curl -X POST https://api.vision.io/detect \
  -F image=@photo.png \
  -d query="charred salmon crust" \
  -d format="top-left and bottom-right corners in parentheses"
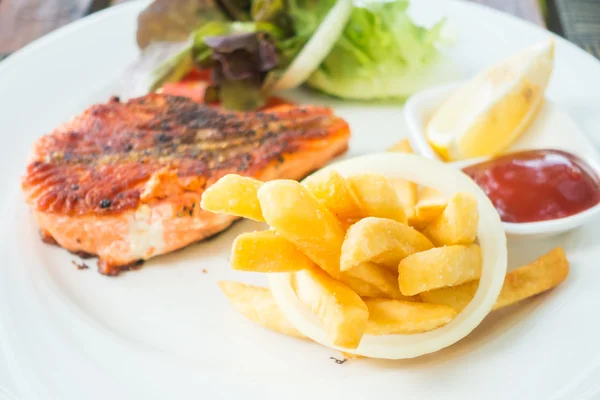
top-left (22, 94), bottom-right (350, 275)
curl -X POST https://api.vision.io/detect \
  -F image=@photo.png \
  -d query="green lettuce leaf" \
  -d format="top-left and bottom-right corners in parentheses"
top-left (306, 0), bottom-right (446, 100)
top-left (277, 0), bottom-right (336, 63)
top-left (251, 0), bottom-right (294, 36)
top-left (260, 0), bottom-right (336, 91)
top-left (148, 45), bottom-right (195, 92)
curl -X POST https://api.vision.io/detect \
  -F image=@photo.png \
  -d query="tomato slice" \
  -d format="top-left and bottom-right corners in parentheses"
top-left (263, 96), bottom-right (294, 109)
top-left (181, 68), bottom-right (212, 83)
top-left (161, 81), bottom-right (209, 103)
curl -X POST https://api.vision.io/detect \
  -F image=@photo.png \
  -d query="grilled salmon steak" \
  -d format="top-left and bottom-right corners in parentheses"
top-left (21, 94), bottom-right (350, 275)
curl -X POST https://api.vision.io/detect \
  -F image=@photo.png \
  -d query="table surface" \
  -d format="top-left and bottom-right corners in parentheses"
top-left (0, 0), bottom-right (544, 56)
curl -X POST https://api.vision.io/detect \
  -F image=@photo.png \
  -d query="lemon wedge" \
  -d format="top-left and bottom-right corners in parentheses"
top-left (426, 39), bottom-right (555, 161)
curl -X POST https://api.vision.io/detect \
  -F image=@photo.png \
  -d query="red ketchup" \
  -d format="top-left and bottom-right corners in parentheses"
top-left (462, 149), bottom-right (600, 223)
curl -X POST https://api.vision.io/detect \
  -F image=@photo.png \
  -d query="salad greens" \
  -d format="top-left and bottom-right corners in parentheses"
top-left (266, 0), bottom-right (352, 91)
top-left (307, 0), bottom-right (445, 99)
top-left (140, 0), bottom-right (336, 110)
top-left (136, 0), bottom-right (447, 110)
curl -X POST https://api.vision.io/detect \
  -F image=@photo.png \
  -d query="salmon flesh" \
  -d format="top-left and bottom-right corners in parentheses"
top-left (21, 94), bottom-right (350, 275)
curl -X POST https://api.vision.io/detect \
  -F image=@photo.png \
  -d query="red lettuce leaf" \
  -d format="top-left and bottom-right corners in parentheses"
top-left (203, 32), bottom-right (278, 110)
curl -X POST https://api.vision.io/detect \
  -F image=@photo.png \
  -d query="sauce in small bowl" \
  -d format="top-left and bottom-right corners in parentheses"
top-left (451, 150), bottom-right (600, 238)
top-left (405, 81), bottom-right (600, 238)
top-left (462, 150), bottom-right (600, 223)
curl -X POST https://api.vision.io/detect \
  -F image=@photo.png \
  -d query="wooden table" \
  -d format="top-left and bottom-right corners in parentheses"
top-left (0, 0), bottom-right (545, 58)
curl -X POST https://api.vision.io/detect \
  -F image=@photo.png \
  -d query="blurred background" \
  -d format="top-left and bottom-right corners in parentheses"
top-left (0, 0), bottom-right (599, 60)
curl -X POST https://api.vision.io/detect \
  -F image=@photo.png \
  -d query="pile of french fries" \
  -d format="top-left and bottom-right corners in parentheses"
top-left (202, 140), bottom-right (570, 355)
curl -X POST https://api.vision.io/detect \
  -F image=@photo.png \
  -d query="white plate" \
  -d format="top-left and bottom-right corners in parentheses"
top-left (2, 1), bottom-right (600, 399)
top-left (404, 81), bottom-right (600, 238)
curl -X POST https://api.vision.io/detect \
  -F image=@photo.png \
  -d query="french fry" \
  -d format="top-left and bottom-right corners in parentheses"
top-left (386, 139), bottom-right (418, 220)
top-left (419, 248), bottom-right (570, 311)
top-left (365, 298), bottom-right (457, 335)
top-left (387, 138), bottom-right (414, 153)
top-left (302, 170), bottom-right (364, 220)
top-left (201, 174), bottom-right (264, 221)
top-left (342, 261), bottom-right (412, 301)
top-left (338, 274), bottom-right (387, 298)
top-left (339, 218), bottom-right (362, 231)
top-left (257, 180), bottom-right (383, 297)
top-left (219, 281), bottom-right (306, 339)
top-left (412, 186), bottom-right (447, 229)
top-left (293, 268), bottom-right (368, 349)
top-left (339, 269), bottom-right (419, 301)
top-left (340, 217), bottom-right (433, 272)
top-left (231, 230), bottom-right (314, 273)
top-left (495, 247), bottom-right (569, 309)
top-left (347, 174), bottom-right (407, 224)
top-left (418, 282), bottom-right (478, 313)
top-left (424, 192), bottom-right (479, 246)
top-left (398, 244), bottom-right (483, 296)
top-left (389, 178), bottom-right (418, 222)
top-left (258, 180), bottom-right (346, 278)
